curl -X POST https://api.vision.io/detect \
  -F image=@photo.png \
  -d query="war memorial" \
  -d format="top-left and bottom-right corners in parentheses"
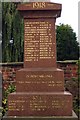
top-left (3, 0), bottom-right (78, 120)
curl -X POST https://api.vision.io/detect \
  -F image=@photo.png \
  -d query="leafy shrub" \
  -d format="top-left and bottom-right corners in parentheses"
top-left (2, 83), bottom-right (16, 116)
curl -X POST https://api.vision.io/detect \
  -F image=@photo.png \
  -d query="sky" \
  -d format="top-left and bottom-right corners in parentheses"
top-left (51, 0), bottom-right (79, 37)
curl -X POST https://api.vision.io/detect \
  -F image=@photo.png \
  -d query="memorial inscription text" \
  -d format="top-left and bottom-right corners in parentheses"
top-left (8, 96), bottom-right (69, 112)
top-left (17, 74), bottom-right (63, 87)
top-left (24, 19), bottom-right (55, 62)
top-left (33, 2), bottom-right (46, 8)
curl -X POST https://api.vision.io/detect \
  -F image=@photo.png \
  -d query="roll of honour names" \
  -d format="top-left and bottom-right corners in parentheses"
top-left (7, 2), bottom-right (73, 117)
top-left (24, 19), bottom-right (56, 68)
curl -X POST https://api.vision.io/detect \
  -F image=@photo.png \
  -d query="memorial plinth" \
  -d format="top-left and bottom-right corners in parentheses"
top-left (3, 1), bottom-right (78, 120)
top-left (16, 68), bottom-right (64, 92)
top-left (8, 92), bottom-right (72, 116)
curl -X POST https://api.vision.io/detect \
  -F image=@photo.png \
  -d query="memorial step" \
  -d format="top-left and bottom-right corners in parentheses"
top-left (8, 92), bottom-right (72, 116)
top-left (3, 111), bottom-right (78, 120)
top-left (16, 68), bottom-right (64, 92)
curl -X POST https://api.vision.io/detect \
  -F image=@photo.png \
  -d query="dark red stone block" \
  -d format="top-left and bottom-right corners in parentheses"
top-left (16, 68), bottom-right (64, 92)
top-left (8, 92), bottom-right (72, 116)
top-left (17, 2), bottom-right (62, 68)
top-left (23, 18), bottom-right (57, 68)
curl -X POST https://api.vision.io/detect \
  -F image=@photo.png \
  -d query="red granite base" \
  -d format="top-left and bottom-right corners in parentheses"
top-left (8, 92), bottom-right (72, 116)
top-left (3, 111), bottom-right (78, 120)
top-left (16, 68), bottom-right (64, 92)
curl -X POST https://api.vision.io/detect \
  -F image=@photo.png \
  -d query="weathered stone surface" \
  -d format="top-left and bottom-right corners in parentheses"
top-left (17, 2), bottom-right (62, 14)
top-left (16, 68), bottom-right (64, 92)
top-left (8, 92), bottom-right (72, 116)
top-left (17, 2), bottom-right (62, 68)
top-left (23, 18), bottom-right (56, 68)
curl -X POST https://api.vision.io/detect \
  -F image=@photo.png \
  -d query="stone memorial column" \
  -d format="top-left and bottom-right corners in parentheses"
top-left (3, 1), bottom-right (78, 120)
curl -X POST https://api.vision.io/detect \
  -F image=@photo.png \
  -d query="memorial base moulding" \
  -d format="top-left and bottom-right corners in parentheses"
top-left (3, 111), bottom-right (78, 120)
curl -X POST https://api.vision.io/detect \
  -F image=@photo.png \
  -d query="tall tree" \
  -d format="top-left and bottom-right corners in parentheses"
top-left (2, 2), bottom-right (24, 62)
top-left (56, 24), bottom-right (79, 61)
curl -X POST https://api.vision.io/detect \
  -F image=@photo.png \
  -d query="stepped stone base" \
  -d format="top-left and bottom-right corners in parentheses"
top-left (3, 111), bottom-right (78, 120)
top-left (8, 92), bottom-right (72, 116)
top-left (16, 68), bottom-right (64, 92)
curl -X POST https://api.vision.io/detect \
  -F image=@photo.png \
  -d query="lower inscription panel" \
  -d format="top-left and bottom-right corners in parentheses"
top-left (16, 68), bottom-right (64, 92)
top-left (8, 92), bottom-right (72, 116)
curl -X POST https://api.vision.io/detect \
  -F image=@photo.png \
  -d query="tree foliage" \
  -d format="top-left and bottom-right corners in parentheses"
top-left (56, 24), bottom-right (79, 61)
top-left (2, 3), bottom-right (79, 62)
top-left (2, 2), bottom-right (24, 62)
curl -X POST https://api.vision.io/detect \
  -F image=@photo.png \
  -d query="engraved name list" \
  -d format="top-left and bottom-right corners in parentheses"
top-left (24, 19), bottom-right (55, 62)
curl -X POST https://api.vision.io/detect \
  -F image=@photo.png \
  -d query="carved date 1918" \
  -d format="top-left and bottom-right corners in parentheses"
top-left (33, 2), bottom-right (46, 8)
